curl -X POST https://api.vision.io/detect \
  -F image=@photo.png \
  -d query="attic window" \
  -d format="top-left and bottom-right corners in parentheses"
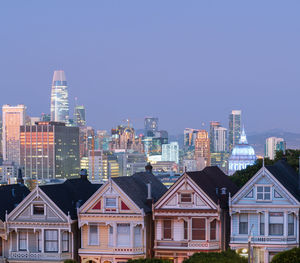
top-left (105, 198), bottom-right (116, 208)
top-left (33, 204), bottom-right (44, 215)
top-left (257, 186), bottom-right (271, 201)
top-left (180, 193), bottom-right (192, 203)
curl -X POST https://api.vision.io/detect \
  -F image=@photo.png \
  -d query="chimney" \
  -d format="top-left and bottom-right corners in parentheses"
top-left (145, 162), bottom-right (153, 173)
top-left (17, 168), bottom-right (24, 185)
top-left (80, 169), bottom-right (88, 180)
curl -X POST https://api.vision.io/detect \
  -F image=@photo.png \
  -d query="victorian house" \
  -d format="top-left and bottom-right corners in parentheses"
top-left (153, 166), bottom-right (238, 263)
top-left (5, 172), bottom-right (100, 263)
top-left (230, 160), bottom-right (300, 263)
top-left (0, 183), bottom-right (30, 263)
top-left (78, 167), bottom-right (167, 263)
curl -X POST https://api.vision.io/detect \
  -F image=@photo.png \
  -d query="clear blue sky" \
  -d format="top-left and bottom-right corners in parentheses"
top-left (0, 1), bottom-right (299, 134)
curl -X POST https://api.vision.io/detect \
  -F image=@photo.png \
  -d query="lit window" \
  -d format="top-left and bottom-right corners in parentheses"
top-left (105, 198), bottom-right (116, 208)
top-left (257, 186), bottom-right (271, 201)
top-left (180, 193), bottom-right (192, 203)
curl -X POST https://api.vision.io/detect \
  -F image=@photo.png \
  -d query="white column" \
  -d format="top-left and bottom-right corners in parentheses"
top-left (130, 224), bottom-right (134, 247)
top-left (16, 231), bottom-right (19, 251)
top-left (9, 232), bottom-right (12, 253)
top-left (284, 211), bottom-right (288, 237)
top-left (265, 211), bottom-right (268, 236)
top-left (58, 230), bottom-right (61, 253)
top-left (26, 230), bottom-right (29, 252)
top-left (205, 218), bottom-right (209, 241)
top-left (113, 223), bottom-right (117, 247)
top-left (41, 229), bottom-right (44, 253)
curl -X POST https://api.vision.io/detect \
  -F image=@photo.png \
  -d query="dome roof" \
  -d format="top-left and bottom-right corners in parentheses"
top-left (230, 127), bottom-right (256, 157)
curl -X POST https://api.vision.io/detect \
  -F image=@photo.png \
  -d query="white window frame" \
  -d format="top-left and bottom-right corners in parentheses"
top-left (31, 203), bottom-right (45, 216)
top-left (18, 231), bottom-right (27, 251)
top-left (105, 197), bottom-right (117, 208)
top-left (117, 223), bottom-right (130, 247)
top-left (88, 225), bottom-right (99, 246)
top-left (179, 193), bottom-right (193, 203)
top-left (256, 185), bottom-right (272, 201)
top-left (239, 214), bottom-right (248, 235)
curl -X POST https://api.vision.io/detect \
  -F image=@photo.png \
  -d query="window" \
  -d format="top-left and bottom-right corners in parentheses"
top-left (183, 221), bottom-right (188, 240)
top-left (180, 193), bottom-right (192, 203)
top-left (260, 213), bottom-right (265, 235)
top-left (163, 220), bottom-right (172, 239)
top-left (239, 214), bottom-right (248, 234)
top-left (257, 186), bottom-right (271, 201)
top-left (134, 225), bottom-right (142, 247)
top-left (37, 231), bottom-right (42, 252)
top-left (89, 225), bottom-right (99, 245)
top-left (109, 226), bottom-right (113, 247)
top-left (62, 231), bottom-right (69, 252)
top-left (33, 204), bottom-right (44, 215)
top-left (288, 214), bottom-right (294, 236)
top-left (117, 224), bottom-right (130, 247)
top-left (45, 230), bottom-right (58, 252)
top-left (19, 231), bottom-right (27, 251)
top-left (192, 218), bottom-right (205, 240)
top-left (106, 198), bottom-right (116, 208)
top-left (269, 212), bottom-right (283, 236)
top-left (210, 220), bottom-right (217, 240)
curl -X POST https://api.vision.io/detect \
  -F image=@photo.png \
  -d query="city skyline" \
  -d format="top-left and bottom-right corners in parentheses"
top-left (0, 1), bottom-right (299, 134)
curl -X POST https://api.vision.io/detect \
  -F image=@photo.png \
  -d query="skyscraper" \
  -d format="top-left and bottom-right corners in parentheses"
top-left (194, 130), bottom-right (210, 170)
top-left (50, 70), bottom-right (69, 122)
top-left (265, 137), bottom-right (286, 160)
top-left (74, 105), bottom-right (86, 127)
top-left (144, 117), bottom-right (158, 136)
top-left (20, 121), bottom-right (80, 180)
top-left (2, 104), bottom-right (26, 165)
top-left (229, 110), bottom-right (241, 152)
top-left (209, 121), bottom-right (221, 152)
top-left (162, 142), bottom-right (179, 164)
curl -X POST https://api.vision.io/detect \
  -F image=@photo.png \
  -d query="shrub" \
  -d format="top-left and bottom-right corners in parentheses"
top-left (128, 259), bottom-right (172, 263)
top-left (183, 250), bottom-right (247, 263)
top-left (64, 260), bottom-right (77, 263)
top-left (271, 247), bottom-right (300, 263)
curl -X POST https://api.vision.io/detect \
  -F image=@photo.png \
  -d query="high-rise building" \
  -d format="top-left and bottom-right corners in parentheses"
top-left (50, 70), bottom-right (69, 122)
top-left (144, 117), bottom-right (158, 136)
top-left (74, 105), bottom-right (86, 127)
top-left (228, 110), bottom-right (241, 152)
top-left (213, 127), bottom-right (228, 153)
top-left (265, 137), bottom-right (286, 160)
top-left (194, 130), bottom-right (210, 170)
top-left (209, 121), bottom-right (221, 152)
top-left (162, 142), bottom-right (179, 164)
top-left (20, 121), bottom-right (80, 180)
top-left (2, 104), bottom-right (26, 165)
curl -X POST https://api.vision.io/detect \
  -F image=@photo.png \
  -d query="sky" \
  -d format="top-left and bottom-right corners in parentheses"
top-left (0, 1), bottom-right (299, 134)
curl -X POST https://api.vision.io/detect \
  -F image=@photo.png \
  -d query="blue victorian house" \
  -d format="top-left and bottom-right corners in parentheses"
top-left (229, 160), bottom-right (300, 263)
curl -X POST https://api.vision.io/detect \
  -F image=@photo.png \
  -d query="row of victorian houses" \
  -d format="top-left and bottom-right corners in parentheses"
top-left (0, 160), bottom-right (299, 263)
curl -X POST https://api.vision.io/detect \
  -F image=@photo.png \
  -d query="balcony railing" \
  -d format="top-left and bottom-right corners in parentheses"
top-left (9, 251), bottom-right (72, 260)
top-left (230, 236), bottom-right (297, 244)
top-left (79, 247), bottom-right (145, 255)
top-left (155, 240), bottom-right (220, 250)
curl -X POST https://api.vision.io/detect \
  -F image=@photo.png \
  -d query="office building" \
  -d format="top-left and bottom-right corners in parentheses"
top-left (162, 142), bottom-right (179, 164)
top-left (74, 105), bottom-right (86, 127)
top-left (144, 117), bottom-right (158, 136)
top-left (213, 126), bottom-right (228, 153)
top-left (50, 70), bottom-right (69, 122)
top-left (229, 110), bottom-right (241, 151)
top-left (2, 104), bottom-right (26, 165)
top-left (265, 137), bottom-right (286, 160)
top-left (194, 130), bottom-right (210, 170)
top-left (209, 121), bottom-right (221, 152)
top-left (20, 121), bottom-right (80, 180)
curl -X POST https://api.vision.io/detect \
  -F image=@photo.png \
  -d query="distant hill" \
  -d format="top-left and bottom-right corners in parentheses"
top-left (247, 130), bottom-right (300, 156)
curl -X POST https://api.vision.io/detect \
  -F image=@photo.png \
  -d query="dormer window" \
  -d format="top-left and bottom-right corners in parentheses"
top-left (105, 198), bottom-right (116, 208)
top-left (257, 186), bottom-right (271, 201)
top-left (33, 204), bottom-right (44, 215)
top-left (180, 193), bottom-right (192, 203)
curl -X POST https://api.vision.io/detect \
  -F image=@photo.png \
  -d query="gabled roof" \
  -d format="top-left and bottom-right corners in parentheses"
top-left (0, 184), bottom-right (30, 221)
top-left (266, 160), bottom-right (300, 202)
top-left (113, 171), bottom-right (167, 213)
top-left (40, 178), bottom-right (101, 220)
top-left (187, 166), bottom-right (239, 204)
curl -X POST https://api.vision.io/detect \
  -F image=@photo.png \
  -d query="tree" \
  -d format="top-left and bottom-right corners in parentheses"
top-left (64, 260), bottom-right (77, 263)
top-left (271, 247), bottom-right (300, 263)
top-left (183, 250), bottom-right (247, 263)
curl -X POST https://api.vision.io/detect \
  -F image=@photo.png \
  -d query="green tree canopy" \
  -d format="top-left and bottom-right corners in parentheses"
top-left (183, 250), bottom-right (247, 263)
top-left (271, 247), bottom-right (300, 263)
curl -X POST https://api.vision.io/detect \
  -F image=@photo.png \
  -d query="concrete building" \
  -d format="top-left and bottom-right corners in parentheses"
top-left (2, 104), bottom-right (26, 165)
top-left (74, 105), bottom-right (86, 127)
top-left (20, 121), bottom-right (80, 180)
top-left (229, 110), bottom-right (241, 152)
top-left (194, 130), bottom-right (210, 170)
top-left (265, 137), bottom-right (286, 160)
top-left (162, 142), bottom-right (179, 164)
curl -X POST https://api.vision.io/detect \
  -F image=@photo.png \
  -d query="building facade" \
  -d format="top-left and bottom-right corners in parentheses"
top-left (144, 117), bottom-right (159, 137)
top-left (50, 70), bottom-right (69, 123)
top-left (2, 104), bottom-right (26, 165)
top-left (230, 160), bottom-right (300, 263)
top-left (265, 137), bottom-right (286, 160)
top-left (194, 130), bottom-right (210, 170)
top-left (74, 105), bottom-right (86, 127)
top-left (153, 167), bottom-right (238, 263)
top-left (162, 142), bottom-right (179, 164)
top-left (228, 110), bottom-right (241, 152)
top-left (20, 121), bottom-right (80, 180)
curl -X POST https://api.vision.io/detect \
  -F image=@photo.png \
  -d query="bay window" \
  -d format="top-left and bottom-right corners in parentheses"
top-left (89, 225), bottom-right (99, 245)
top-left (288, 214), bottom-right (294, 236)
top-left (108, 226), bottom-right (113, 247)
top-left (239, 214), bottom-right (248, 234)
top-left (183, 220), bottom-right (188, 240)
top-left (117, 223), bottom-right (130, 247)
top-left (269, 212), bottom-right (283, 236)
top-left (45, 230), bottom-right (58, 252)
top-left (210, 219), bottom-right (217, 240)
top-left (62, 231), bottom-right (69, 252)
top-left (192, 218), bottom-right (205, 240)
top-left (19, 231), bottom-right (27, 251)
top-left (163, 220), bottom-right (172, 239)
top-left (260, 213), bottom-right (265, 235)
top-left (134, 225), bottom-right (142, 247)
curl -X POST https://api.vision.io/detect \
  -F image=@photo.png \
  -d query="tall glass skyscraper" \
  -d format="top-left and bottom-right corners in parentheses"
top-left (74, 105), bottom-right (86, 127)
top-left (50, 70), bottom-right (69, 122)
top-left (228, 110), bottom-right (241, 152)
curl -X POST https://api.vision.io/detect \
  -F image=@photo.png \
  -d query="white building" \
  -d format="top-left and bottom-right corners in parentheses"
top-left (213, 127), bottom-right (227, 152)
top-left (162, 142), bottom-right (179, 164)
top-left (265, 137), bottom-right (286, 160)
